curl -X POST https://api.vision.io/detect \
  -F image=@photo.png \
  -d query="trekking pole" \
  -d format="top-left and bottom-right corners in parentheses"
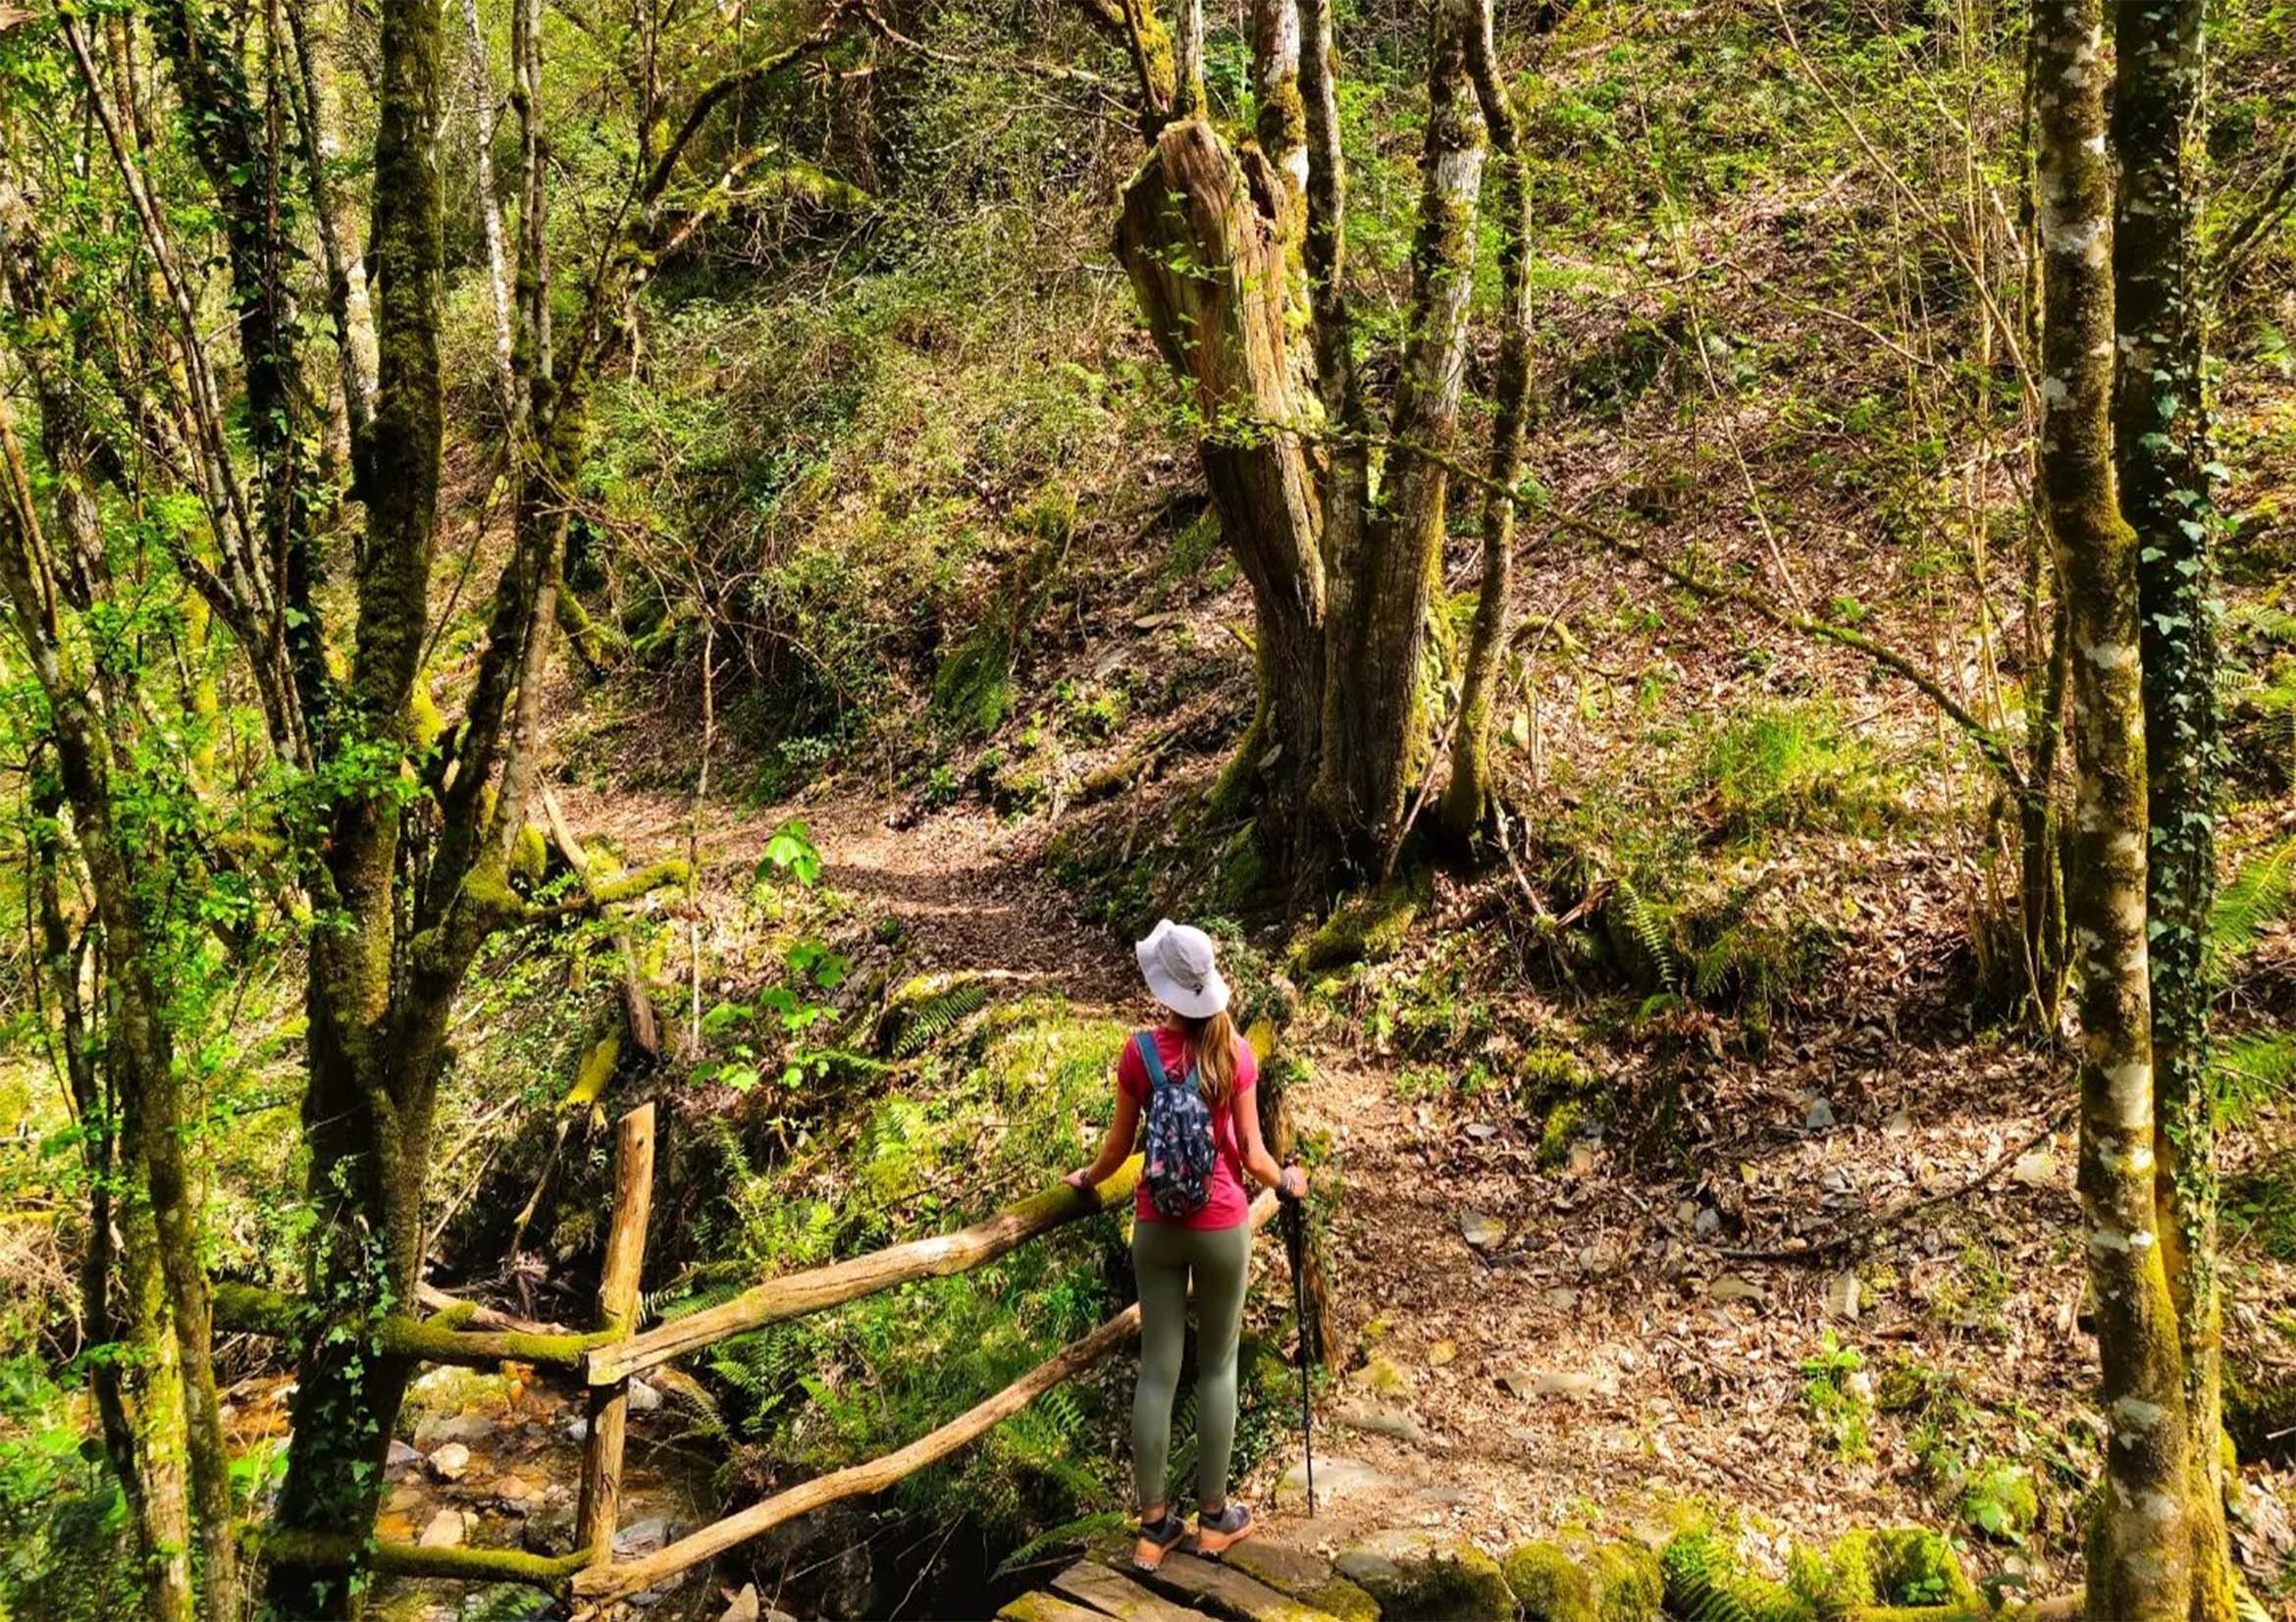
top-left (1280, 1183), bottom-right (1315, 1518)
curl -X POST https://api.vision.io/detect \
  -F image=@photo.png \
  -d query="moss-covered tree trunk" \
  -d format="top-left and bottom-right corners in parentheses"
top-left (2036, 0), bottom-right (2198, 1614)
top-left (2113, 6), bottom-right (2235, 1616)
top-left (1440, 0), bottom-right (1531, 848)
top-left (1116, 117), bottom-right (1329, 856)
top-left (265, 1), bottom-right (448, 1612)
top-left (1312, 0), bottom-right (1486, 865)
top-left (0, 399), bottom-right (204, 1622)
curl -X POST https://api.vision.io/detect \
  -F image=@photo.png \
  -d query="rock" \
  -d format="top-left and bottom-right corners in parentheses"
top-left (385, 1484), bottom-right (425, 1513)
top-left (421, 1413), bottom-right (494, 1446)
top-left (1497, 1368), bottom-right (1617, 1401)
top-left (563, 1415), bottom-right (591, 1443)
top-left (1706, 1275), bottom-right (1765, 1306)
top-left (415, 1509), bottom-right (464, 1549)
top-left (626, 1378), bottom-right (665, 1412)
top-left (520, 1497), bottom-right (576, 1554)
top-left (2012, 1149), bottom-right (2060, 1188)
top-left (1504, 1537), bottom-right (1665, 1622)
top-left (1542, 1286), bottom-right (1581, 1311)
top-left (1428, 1339), bottom-right (1458, 1367)
top-left (1882, 1107), bottom-right (1913, 1138)
top-left (1336, 1530), bottom-right (1515, 1622)
top-left (385, 1439), bottom-right (422, 1473)
top-left (1463, 1121), bottom-right (1498, 1142)
top-left (1824, 1270), bottom-right (1862, 1322)
top-left (1224, 1542), bottom-right (1381, 1622)
top-left (1805, 1096), bottom-right (1835, 1130)
top-left (614, 1516), bottom-right (671, 1557)
top-left (1692, 1206), bottom-right (1721, 1239)
top-left (493, 1471), bottom-right (539, 1504)
top-left (1460, 1210), bottom-right (1504, 1250)
top-left (1336, 1398), bottom-right (1427, 1443)
top-left (718, 1585), bottom-right (760, 1622)
top-left (427, 1441), bottom-right (472, 1482)
top-left (1277, 1453), bottom-right (1401, 1511)
top-left (1566, 1143), bottom-right (1599, 1177)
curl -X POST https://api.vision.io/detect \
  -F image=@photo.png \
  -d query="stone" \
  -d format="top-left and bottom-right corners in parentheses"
top-left (626, 1378), bottom-right (665, 1412)
top-left (422, 1413), bottom-right (495, 1446)
top-left (385, 1439), bottom-right (421, 1472)
top-left (1805, 1096), bottom-right (1835, 1130)
top-left (719, 1585), bottom-right (760, 1622)
top-left (1226, 1540), bottom-right (1381, 1622)
top-left (1882, 1108), bottom-right (1913, 1138)
top-left (1463, 1121), bottom-right (1498, 1142)
top-left (1824, 1270), bottom-right (1862, 1322)
top-left (1336, 1530), bottom-right (1514, 1622)
top-left (1335, 1398), bottom-right (1426, 1443)
top-left (415, 1509), bottom-right (465, 1549)
top-left (1497, 1368), bottom-right (1616, 1401)
top-left (1504, 1537), bottom-right (1665, 1622)
top-left (427, 1441), bottom-right (472, 1482)
top-left (520, 1497), bottom-right (576, 1554)
top-left (1706, 1275), bottom-right (1765, 1306)
top-left (2012, 1150), bottom-right (2059, 1188)
top-left (1275, 1454), bottom-right (1399, 1512)
top-left (493, 1472), bottom-right (539, 1503)
top-left (1428, 1339), bottom-right (1458, 1367)
top-left (615, 1516), bottom-right (671, 1556)
top-left (1460, 1210), bottom-right (1504, 1250)
top-left (1693, 1206), bottom-right (1721, 1239)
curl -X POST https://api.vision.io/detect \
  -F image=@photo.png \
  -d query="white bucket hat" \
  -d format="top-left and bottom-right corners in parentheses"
top-left (1134, 918), bottom-right (1230, 1020)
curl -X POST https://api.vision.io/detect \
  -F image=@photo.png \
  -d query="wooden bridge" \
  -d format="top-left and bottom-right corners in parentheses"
top-left (213, 1088), bottom-right (1325, 1615)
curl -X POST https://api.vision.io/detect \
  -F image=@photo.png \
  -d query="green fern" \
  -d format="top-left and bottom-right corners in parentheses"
top-left (2218, 1029), bottom-right (2296, 1125)
top-left (879, 973), bottom-right (998, 1057)
top-left (1661, 1533), bottom-right (1817, 1622)
top-left (993, 1510), bottom-right (1130, 1577)
top-left (1612, 875), bottom-right (1680, 990)
top-left (2211, 836), bottom-right (2296, 981)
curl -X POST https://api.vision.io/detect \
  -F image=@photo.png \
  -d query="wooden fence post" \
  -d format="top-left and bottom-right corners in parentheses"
top-left (576, 1102), bottom-right (655, 1565)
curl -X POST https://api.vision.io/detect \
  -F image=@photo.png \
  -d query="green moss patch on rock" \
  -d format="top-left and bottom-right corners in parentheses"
top-left (1226, 1539), bottom-right (1381, 1622)
top-left (1334, 1529), bottom-right (1513, 1622)
top-left (1504, 1533), bottom-right (1662, 1622)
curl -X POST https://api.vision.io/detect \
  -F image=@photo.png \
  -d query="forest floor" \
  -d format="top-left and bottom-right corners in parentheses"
top-left (539, 764), bottom-right (2296, 1613)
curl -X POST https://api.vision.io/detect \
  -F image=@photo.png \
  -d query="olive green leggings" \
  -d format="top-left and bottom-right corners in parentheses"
top-left (1130, 1218), bottom-right (1252, 1510)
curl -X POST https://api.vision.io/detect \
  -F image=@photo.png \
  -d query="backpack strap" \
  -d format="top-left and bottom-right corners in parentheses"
top-left (1133, 1029), bottom-right (1172, 1092)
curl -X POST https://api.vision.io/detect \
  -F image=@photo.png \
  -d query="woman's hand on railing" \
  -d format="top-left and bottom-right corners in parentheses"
top-left (1063, 1167), bottom-right (1095, 1190)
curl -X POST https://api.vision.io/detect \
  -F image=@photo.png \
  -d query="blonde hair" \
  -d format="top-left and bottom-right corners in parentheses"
top-left (1173, 1009), bottom-right (1240, 1109)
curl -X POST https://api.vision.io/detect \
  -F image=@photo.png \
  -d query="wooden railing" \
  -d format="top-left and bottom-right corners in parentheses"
top-left (214, 1103), bottom-right (1255, 1606)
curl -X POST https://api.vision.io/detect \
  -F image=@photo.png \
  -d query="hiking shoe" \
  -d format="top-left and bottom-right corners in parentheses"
top-left (1133, 1514), bottom-right (1187, 1571)
top-left (1196, 1502), bottom-right (1256, 1558)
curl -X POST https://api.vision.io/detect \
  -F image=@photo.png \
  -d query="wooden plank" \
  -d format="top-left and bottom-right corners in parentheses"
top-left (575, 1104), bottom-right (655, 1562)
top-left (574, 1193), bottom-right (1278, 1602)
top-left (1000, 1592), bottom-right (1125, 1622)
top-left (583, 1157), bottom-right (1147, 1385)
top-left (1115, 1548), bottom-right (1340, 1622)
top-left (1053, 1558), bottom-right (1217, 1622)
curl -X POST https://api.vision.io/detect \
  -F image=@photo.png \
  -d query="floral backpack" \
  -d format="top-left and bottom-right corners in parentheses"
top-left (1135, 1030), bottom-right (1218, 1219)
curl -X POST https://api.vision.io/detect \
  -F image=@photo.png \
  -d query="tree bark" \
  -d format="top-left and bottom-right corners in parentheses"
top-left (1117, 118), bottom-right (1328, 854)
top-left (267, 2), bottom-right (449, 1613)
top-left (1314, 0), bottom-right (1486, 865)
top-left (2113, 6), bottom-right (2234, 1617)
top-left (2036, 1), bottom-right (2197, 1614)
top-left (1441, 0), bottom-right (1532, 848)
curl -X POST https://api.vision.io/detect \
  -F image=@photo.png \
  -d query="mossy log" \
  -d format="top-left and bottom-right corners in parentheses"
top-left (584, 1159), bottom-right (1144, 1384)
top-left (257, 1530), bottom-right (591, 1590)
top-left (211, 1282), bottom-right (613, 1369)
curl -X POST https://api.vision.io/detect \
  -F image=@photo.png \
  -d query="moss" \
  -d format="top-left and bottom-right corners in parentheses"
top-left (1588, 1541), bottom-right (1664, 1620)
top-left (1336, 1533), bottom-right (1514, 1622)
top-left (1504, 1542), bottom-right (1598, 1622)
top-left (1958, 1462), bottom-right (2038, 1542)
top-left (1539, 1100), bottom-right (1586, 1168)
top-left (511, 821), bottom-right (549, 885)
top-left (1290, 872), bottom-right (1427, 974)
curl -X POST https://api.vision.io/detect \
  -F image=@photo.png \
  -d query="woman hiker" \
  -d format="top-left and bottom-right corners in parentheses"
top-left (1065, 919), bottom-right (1309, 1571)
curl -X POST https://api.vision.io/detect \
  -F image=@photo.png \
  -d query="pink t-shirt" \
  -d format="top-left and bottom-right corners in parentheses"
top-left (1118, 1027), bottom-right (1259, 1230)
